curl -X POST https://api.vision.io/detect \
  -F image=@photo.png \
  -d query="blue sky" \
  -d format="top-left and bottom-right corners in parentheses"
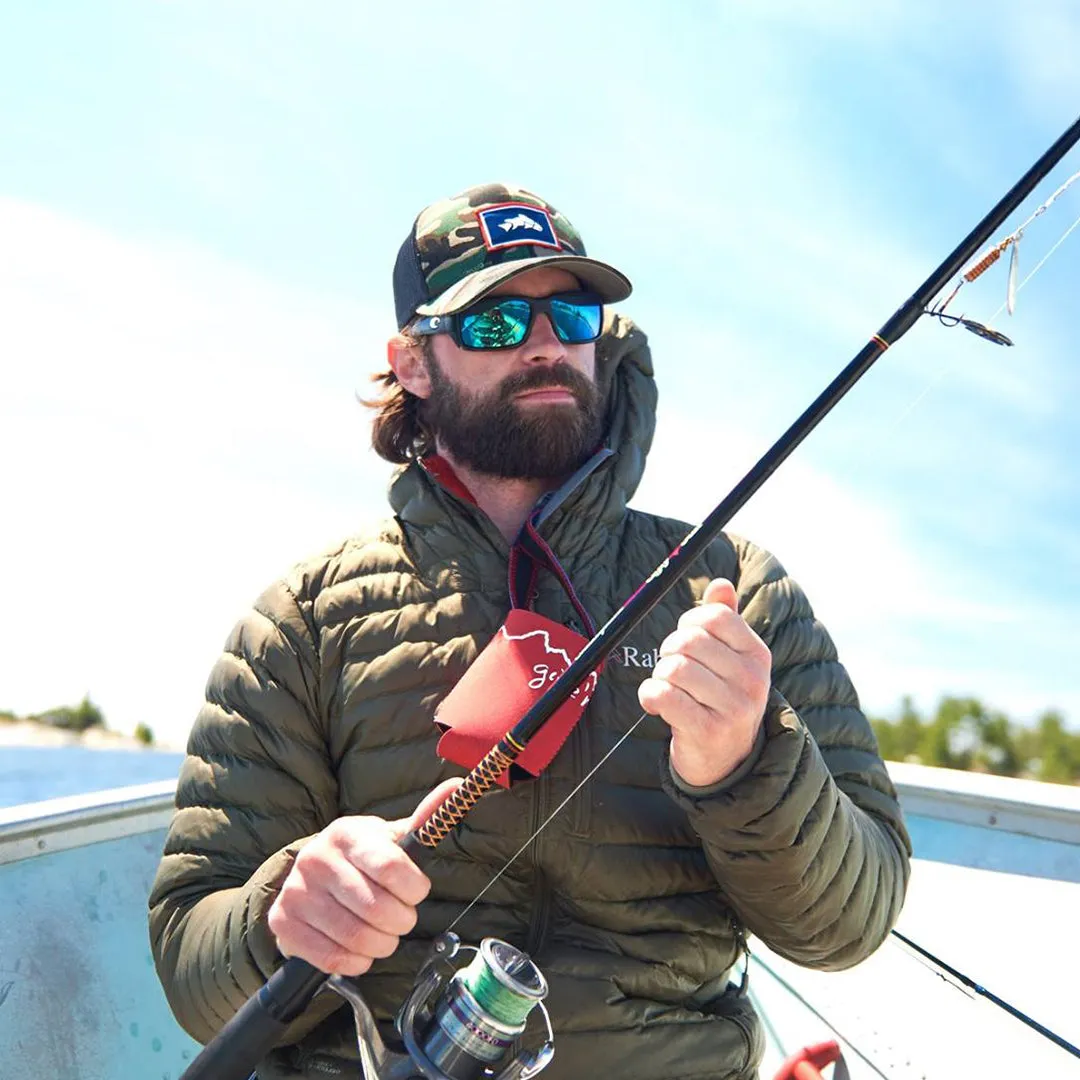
top-left (2, 2), bottom-right (1079, 748)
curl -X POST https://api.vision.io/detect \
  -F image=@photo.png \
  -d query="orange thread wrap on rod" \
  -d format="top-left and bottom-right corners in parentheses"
top-left (415, 741), bottom-right (516, 847)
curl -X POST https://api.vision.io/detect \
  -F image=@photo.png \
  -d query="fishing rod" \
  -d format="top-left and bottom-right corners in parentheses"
top-left (180, 112), bottom-right (1080, 1080)
top-left (891, 931), bottom-right (1080, 1060)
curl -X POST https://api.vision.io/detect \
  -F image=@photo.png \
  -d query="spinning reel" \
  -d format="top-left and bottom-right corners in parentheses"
top-left (328, 934), bottom-right (554, 1080)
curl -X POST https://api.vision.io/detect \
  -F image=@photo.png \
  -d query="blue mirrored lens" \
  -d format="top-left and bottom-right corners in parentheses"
top-left (460, 300), bottom-right (531, 349)
top-left (550, 299), bottom-right (602, 343)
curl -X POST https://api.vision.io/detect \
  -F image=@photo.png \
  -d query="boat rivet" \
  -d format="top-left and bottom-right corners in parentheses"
top-left (988, 814), bottom-right (997, 826)
top-left (37, 839), bottom-right (46, 850)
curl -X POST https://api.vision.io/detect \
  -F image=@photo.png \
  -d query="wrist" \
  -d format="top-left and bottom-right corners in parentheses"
top-left (669, 720), bottom-right (766, 792)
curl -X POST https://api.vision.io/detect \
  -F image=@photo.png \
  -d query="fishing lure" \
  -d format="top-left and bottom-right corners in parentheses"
top-left (928, 167), bottom-right (1080, 344)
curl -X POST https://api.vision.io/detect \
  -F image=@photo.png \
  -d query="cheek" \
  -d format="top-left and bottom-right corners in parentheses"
top-left (463, 366), bottom-right (505, 398)
top-left (569, 343), bottom-right (597, 383)
top-left (431, 339), bottom-right (496, 398)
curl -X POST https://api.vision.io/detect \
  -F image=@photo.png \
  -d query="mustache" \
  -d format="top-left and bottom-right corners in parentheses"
top-left (498, 363), bottom-right (595, 401)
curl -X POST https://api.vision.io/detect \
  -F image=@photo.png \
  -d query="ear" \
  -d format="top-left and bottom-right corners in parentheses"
top-left (387, 334), bottom-right (433, 399)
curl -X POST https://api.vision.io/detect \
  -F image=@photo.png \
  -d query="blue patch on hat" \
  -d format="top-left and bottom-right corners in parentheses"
top-left (477, 203), bottom-right (561, 253)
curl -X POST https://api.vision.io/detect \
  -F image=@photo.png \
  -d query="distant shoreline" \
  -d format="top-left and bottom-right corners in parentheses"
top-left (0, 720), bottom-right (184, 752)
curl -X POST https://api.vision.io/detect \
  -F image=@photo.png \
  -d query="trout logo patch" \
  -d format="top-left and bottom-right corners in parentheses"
top-left (477, 203), bottom-right (561, 252)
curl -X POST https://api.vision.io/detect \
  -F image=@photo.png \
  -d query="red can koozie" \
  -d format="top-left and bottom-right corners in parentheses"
top-left (434, 609), bottom-right (602, 787)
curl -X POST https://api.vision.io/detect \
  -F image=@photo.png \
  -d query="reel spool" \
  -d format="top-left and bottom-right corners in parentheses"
top-left (329, 933), bottom-right (554, 1080)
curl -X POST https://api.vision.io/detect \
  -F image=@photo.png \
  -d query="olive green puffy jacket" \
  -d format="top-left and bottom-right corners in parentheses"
top-left (149, 314), bottom-right (910, 1080)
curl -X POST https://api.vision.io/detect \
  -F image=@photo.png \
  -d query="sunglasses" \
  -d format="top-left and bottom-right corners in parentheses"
top-left (412, 291), bottom-right (604, 351)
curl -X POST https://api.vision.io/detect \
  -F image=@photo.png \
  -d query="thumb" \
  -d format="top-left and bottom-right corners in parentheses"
top-left (702, 577), bottom-right (738, 610)
top-left (388, 776), bottom-right (465, 842)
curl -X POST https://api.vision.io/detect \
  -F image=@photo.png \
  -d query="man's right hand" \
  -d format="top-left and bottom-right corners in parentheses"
top-left (266, 777), bottom-right (463, 976)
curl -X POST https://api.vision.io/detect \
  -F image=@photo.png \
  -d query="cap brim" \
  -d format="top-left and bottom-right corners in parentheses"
top-left (414, 255), bottom-right (632, 319)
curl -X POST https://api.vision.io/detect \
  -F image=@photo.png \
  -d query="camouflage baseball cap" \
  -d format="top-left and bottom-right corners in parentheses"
top-left (392, 183), bottom-right (632, 330)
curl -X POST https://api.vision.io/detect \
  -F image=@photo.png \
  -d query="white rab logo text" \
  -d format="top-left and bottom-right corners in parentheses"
top-left (611, 645), bottom-right (661, 668)
top-left (499, 213), bottom-right (543, 233)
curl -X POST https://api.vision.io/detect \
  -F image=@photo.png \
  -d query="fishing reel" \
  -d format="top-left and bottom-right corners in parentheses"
top-left (328, 933), bottom-right (554, 1080)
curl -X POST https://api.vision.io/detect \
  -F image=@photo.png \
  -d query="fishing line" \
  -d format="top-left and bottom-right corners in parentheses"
top-left (748, 956), bottom-right (894, 1080)
top-left (446, 711), bottom-right (650, 934)
top-left (931, 167), bottom-right (1080, 319)
top-left (982, 204), bottom-right (1080, 325)
top-left (876, 201), bottom-right (1080, 440)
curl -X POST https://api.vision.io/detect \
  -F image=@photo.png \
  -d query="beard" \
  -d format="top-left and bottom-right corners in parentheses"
top-left (420, 357), bottom-right (605, 480)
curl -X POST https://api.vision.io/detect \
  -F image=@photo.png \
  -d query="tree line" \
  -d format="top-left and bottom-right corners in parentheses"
top-left (869, 695), bottom-right (1079, 785)
top-left (0, 695), bottom-right (155, 746)
top-left (3, 693), bottom-right (1077, 783)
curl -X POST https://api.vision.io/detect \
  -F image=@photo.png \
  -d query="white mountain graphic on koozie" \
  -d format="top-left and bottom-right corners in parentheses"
top-left (498, 624), bottom-right (598, 706)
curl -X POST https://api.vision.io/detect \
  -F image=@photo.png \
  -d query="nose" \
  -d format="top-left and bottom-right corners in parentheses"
top-left (520, 312), bottom-right (567, 363)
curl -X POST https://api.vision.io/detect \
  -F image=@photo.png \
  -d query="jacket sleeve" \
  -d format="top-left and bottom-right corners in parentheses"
top-left (662, 538), bottom-right (912, 970)
top-left (148, 576), bottom-right (344, 1045)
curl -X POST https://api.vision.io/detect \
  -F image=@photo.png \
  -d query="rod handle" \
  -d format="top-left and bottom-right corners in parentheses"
top-left (179, 959), bottom-right (326, 1080)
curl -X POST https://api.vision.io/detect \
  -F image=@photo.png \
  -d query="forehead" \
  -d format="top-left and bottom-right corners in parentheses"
top-left (489, 266), bottom-right (582, 298)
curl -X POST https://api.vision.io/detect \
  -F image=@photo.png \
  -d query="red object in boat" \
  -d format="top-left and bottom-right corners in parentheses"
top-left (773, 1039), bottom-right (843, 1080)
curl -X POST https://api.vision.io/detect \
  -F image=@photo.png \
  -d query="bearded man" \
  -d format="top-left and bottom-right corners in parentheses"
top-left (150, 184), bottom-right (911, 1080)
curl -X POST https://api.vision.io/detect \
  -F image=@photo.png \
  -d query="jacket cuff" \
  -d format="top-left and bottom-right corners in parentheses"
top-left (660, 687), bottom-right (819, 828)
top-left (236, 835), bottom-right (350, 1046)
top-left (239, 836), bottom-right (315, 978)
top-left (667, 722), bottom-right (768, 796)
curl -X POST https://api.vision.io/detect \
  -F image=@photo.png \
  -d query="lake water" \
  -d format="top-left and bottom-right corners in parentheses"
top-left (0, 746), bottom-right (186, 809)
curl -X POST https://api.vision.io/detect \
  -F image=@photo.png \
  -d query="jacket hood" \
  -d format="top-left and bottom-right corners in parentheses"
top-left (594, 310), bottom-right (657, 509)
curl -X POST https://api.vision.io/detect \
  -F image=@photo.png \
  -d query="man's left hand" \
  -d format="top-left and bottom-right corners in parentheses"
top-left (638, 578), bottom-right (770, 788)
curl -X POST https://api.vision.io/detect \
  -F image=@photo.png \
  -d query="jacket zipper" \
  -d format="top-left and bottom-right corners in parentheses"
top-left (525, 769), bottom-right (551, 958)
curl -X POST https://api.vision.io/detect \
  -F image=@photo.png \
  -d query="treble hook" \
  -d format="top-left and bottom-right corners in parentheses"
top-left (925, 304), bottom-right (1015, 346)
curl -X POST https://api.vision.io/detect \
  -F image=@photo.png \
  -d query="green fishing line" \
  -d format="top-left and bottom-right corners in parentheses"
top-left (461, 941), bottom-right (545, 1026)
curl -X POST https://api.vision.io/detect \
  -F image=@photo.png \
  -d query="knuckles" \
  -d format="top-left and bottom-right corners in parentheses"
top-left (332, 953), bottom-right (375, 978)
top-left (289, 845), bottom-right (338, 888)
top-left (356, 845), bottom-right (400, 882)
top-left (266, 812), bottom-right (429, 974)
top-left (652, 652), bottom-right (695, 684)
top-left (661, 624), bottom-right (713, 658)
top-left (315, 942), bottom-right (376, 978)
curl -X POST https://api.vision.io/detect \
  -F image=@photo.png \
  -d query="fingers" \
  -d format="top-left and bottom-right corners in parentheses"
top-left (395, 776), bottom-right (465, 840)
top-left (638, 671), bottom-right (716, 731)
top-left (682, 579), bottom-right (767, 660)
top-left (638, 577), bottom-right (770, 726)
top-left (326, 862), bottom-right (421, 938)
top-left (267, 779), bottom-right (465, 976)
top-left (274, 886), bottom-right (407, 977)
top-left (641, 649), bottom-right (751, 723)
top-left (274, 919), bottom-right (376, 978)
top-left (336, 820), bottom-right (432, 908)
top-left (269, 832), bottom-right (422, 975)
top-left (701, 577), bottom-right (737, 609)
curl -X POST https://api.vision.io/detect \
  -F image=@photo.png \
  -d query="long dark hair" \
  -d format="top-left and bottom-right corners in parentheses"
top-left (361, 335), bottom-right (435, 464)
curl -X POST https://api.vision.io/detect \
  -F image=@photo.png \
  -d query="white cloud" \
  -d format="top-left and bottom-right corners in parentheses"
top-left (632, 400), bottom-right (1080, 726)
top-left (4, 0), bottom-right (1079, 749)
top-left (0, 198), bottom-right (395, 747)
